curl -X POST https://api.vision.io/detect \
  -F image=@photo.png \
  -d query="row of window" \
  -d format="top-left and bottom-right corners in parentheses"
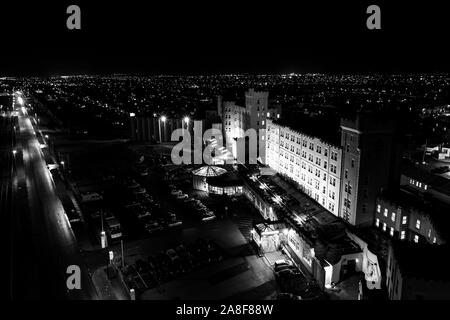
top-left (375, 206), bottom-right (438, 243)
top-left (278, 132), bottom-right (339, 160)
top-left (409, 178), bottom-right (428, 190)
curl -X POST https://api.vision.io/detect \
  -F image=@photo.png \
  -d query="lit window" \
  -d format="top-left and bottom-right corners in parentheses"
top-left (375, 218), bottom-right (380, 227)
top-left (376, 204), bottom-right (381, 213)
top-left (390, 227), bottom-right (394, 236)
top-left (384, 208), bottom-right (388, 217)
top-left (414, 235), bottom-right (419, 243)
top-left (402, 216), bottom-right (407, 225)
top-left (433, 237), bottom-right (436, 244)
top-left (267, 112), bottom-right (270, 117)
top-left (416, 219), bottom-right (421, 230)
top-left (424, 185), bottom-right (428, 190)
top-left (382, 223), bottom-right (387, 231)
top-left (400, 231), bottom-right (405, 240)
top-left (262, 120), bottom-right (265, 125)
top-left (428, 229), bottom-right (431, 238)
top-left (391, 212), bottom-right (396, 222)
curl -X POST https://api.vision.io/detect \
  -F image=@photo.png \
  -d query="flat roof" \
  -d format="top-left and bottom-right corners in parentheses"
top-left (270, 114), bottom-right (341, 147)
top-left (245, 172), bottom-right (361, 265)
top-left (402, 163), bottom-right (450, 196)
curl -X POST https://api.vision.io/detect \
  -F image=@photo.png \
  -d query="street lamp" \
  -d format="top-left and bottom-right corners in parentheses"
top-left (184, 116), bottom-right (189, 125)
top-left (45, 135), bottom-right (49, 139)
top-left (159, 116), bottom-right (167, 143)
top-left (12, 149), bottom-right (17, 156)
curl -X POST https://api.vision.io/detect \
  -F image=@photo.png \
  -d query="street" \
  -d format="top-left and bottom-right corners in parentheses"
top-left (10, 112), bottom-right (98, 299)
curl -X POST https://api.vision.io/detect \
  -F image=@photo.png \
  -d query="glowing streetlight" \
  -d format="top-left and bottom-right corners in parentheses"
top-left (129, 112), bottom-right (136, 117)
top-left (45, 135), bottom-right (49, 139)
top-left (184, 116), bottom-right (190, 125)
top-left (158, 116), bottom-right (167, 143)
top-left (12, 149), bottom-right (17, 156)
top-left (60, 161), bottom-right (65, 166)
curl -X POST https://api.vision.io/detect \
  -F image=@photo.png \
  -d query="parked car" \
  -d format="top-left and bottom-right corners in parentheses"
top-left (166, 249), bottom-right (180, 262)
top-left (137, 210), bottom-right (152, 219)
top-left (275, 268), bottom-right (296, 279)
top-left (176, 193), bottom-right (188, 200)
top-left (171, 189), bottom-right (182, 196)
top-left (167, 214), bottom-right (182, 227)
top-left (133, 187), bottom-right (147, 195)
top-left (275, 264), bottom-right (297, 274)
top-left (201, 211), bottom-right (216, 221)
top-left (274, 259), bottom-right (293, 268)
top-left (145, 221), bottom-right (163, 233)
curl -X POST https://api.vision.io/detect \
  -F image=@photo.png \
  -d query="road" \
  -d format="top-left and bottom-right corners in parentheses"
top-left (11, 112), bottom-right (98, 299)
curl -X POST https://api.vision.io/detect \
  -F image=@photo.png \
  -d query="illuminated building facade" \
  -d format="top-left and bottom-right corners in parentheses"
top-left (219, 89), bottom-right (281, 163)
top-left (266, 112), bottom-right (401, 226)
top-left (266, 119), bottom-right (343, 217)
top-left (375, 190), bottom-right (445, 245)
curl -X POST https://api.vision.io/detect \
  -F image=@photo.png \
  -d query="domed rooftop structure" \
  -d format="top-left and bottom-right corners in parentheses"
top-left (192, 165), bottom-right (227, 177)
top-left (192, 166), bottom-right (227, 191)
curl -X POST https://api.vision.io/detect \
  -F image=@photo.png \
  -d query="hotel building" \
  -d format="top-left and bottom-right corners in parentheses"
top-left (220, 89), bottom-right (281, 163)
top-left (266, 119), bottom-right (342, 217)
top-left (266, 112), bottom-right (401, 226)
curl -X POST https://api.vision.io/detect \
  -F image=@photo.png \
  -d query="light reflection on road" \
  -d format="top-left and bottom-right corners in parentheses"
top-left (17, 114), bottom-right (98, 299)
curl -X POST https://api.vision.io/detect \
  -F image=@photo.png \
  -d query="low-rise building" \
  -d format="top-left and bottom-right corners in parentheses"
top-left (375, 189), bottom-right (447, 245)
top-left (242, 170), bottom-right (382, 292)
top-left (401, 163), bottom-right (450, 205)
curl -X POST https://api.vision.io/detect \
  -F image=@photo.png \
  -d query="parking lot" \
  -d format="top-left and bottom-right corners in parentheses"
top-left (58, 143), bottom-right (325, 300)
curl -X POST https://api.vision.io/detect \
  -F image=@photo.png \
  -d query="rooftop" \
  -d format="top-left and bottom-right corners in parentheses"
top-left (271, 113), bottom-right (341, 146)
top-left (270, 175), bottom-right (361, 265)
top-left (402, 163), bottom-right (450, 197)
top-left (243, 170), bottom-right (361, 266)
top-left (192, 165), bottom-right (227, 177)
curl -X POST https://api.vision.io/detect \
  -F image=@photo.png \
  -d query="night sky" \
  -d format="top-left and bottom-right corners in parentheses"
top-left (1, 1), bottom-right (449, 76)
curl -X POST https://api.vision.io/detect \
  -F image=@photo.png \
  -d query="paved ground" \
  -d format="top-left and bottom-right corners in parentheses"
top-left (10, 113), bottom-right (98, 299)
top-left (87, 217), bottom-right (278, 300)
top-left (92, 267), bottom-right (129, 300)
top-left (326, 273), bottom-right (360, 300)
